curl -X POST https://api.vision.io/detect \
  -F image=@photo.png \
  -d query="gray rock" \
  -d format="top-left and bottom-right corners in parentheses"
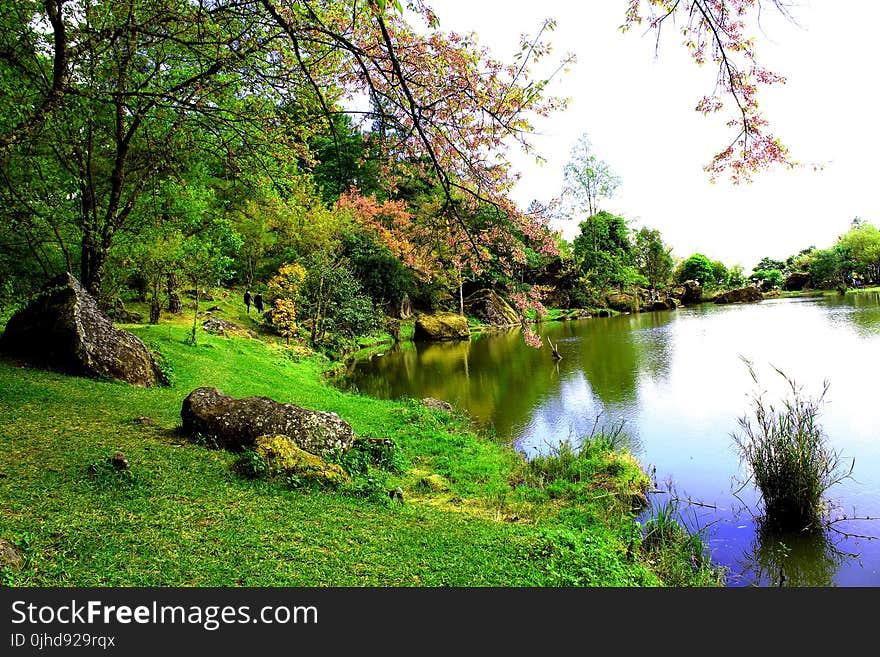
top-left (783, 272), bottom-right (811, 291)
top-left (713, 286), bottom-right (764, 304)
top-left (669, 280), bottom-right (703, 305)
top-left (0, 539), bottom-right (24, 571)
top-left (202, 318), bottom-right (256, 338)
top-left (0, 273), bottom-right (164, 387)
top-left (422, 397), bottom-right (453, 412)
top-left (463, 289), bottom-right (519, 326)
top-left (181, 387), bottom-right (355, 456)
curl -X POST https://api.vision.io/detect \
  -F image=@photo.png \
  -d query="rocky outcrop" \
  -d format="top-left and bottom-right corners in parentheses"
top-left (413, 312), bottom-right (470, 341)
top-left (463, 289), bottom-right (519, 326)
top-left (669, 280), bottom-right (703, 305)
top-left (181, 386), bottom-right (355, 456)
top-left (0, 273), bottom-right (164, 387)
top-left (648, 298), bottom-right (678, 311)
top-left (783, 272), bottom-right (811, 291)
top-left (605, 292), bottom-right (639, 313)
top-left (713, 286), bottom-right (764, 304)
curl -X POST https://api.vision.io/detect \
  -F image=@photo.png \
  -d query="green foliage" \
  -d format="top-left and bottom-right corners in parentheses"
top-left (572, 211), bottom-right (639, 291)
top-left (342, 231), bottom-right (415, 311)
top-left (753, 257), bottom-right (787, 274)
top-left (749, 268), bottom-right (784, 289)
top-left (334, 438), bottom-right (407, 477)
top-left (634, 227), bottom-right (674, 290)
top-left (711, 260), bottom-right (730, 288)
top-left (674, 253), bottom-right (715, 285)
top-left (837, 220), bottom-right (880, 283)
top-left (298, 252), bottom-right (379, 350)
top-left (727, 264), bottom-right (747, 288)
top-left (232, 449), bottom-right (269, 479)
top-left (733, 360), bottom-right (853, 532)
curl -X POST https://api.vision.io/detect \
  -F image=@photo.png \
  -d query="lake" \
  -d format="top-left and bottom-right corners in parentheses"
top-left (342, 292), bottom-right (880, 586)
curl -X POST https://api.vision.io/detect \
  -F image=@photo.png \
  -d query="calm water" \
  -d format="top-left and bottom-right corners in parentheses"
top-left (342, 293), bottom-right (880, 586)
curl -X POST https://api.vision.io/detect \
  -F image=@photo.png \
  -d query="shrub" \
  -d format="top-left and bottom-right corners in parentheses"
top-left (732, 359), bottom-right (853, 532)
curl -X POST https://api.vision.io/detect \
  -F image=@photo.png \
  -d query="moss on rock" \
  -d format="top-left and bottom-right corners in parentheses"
top-left (413, 312), bottom-right (470, 341)
top-left (255, 434), bottom-right (351, 486)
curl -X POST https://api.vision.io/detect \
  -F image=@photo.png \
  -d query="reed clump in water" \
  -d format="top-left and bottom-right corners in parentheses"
top-left (733, 359), bottom-right (853, 533)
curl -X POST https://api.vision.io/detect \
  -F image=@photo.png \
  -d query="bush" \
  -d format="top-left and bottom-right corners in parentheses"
top-left (732, 360), bottom-right (853, 532)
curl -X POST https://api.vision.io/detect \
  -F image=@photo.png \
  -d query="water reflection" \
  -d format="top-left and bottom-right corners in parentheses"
top-left (736, 525), bottom-right (852, 587)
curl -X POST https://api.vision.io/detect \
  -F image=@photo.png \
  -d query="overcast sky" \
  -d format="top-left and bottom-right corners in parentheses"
top-left (428, 1), bottom-right (880, 272)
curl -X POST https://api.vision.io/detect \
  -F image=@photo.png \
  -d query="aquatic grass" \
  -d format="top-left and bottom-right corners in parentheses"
top-left (732, 358), bottom-right (853, 533)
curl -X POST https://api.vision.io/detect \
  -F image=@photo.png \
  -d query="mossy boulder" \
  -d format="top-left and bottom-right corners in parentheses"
top-left (0, 273), bottom-right (164, 387)
top-left (254, 435), bottom-right (350, 486)
top-left (712, 286), bottom-right (764, 304)
top-left (605, 292), bottom-right (639, 313)
top-left (413, 312), bottom-right (470, 341)
top-left (181, 386), bottom-right (355, 456)
top-left (463, 289), bottom-right (519, 326)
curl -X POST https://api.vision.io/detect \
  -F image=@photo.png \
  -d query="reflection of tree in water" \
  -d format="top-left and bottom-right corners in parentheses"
top-left (844, 292), bottom-right (880, 335)
top-left (571, 312), bottom-right (674, 406)
top-left (737, 523), bottom-right (853, 587)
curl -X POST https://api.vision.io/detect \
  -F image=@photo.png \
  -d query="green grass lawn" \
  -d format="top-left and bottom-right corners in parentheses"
top-left (0, 296), bottom-right (723, 587)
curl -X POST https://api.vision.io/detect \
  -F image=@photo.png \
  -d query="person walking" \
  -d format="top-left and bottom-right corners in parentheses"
top-left (254, 292), bottom-right (264, 314)
top-left (244, 290), bottom-right (252, 313)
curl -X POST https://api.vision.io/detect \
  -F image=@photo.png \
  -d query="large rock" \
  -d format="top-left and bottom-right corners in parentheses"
top-left (463, 289), bottom-right (519, 326)
top-left (0, 273), bottom-right (163, 387)
top-left (413, 312), bottom-right (470, 341)
top-left (783, 272), bottom-right (811, 291)
top-left (181, 387), bottom-right (355, 456)
top-left (669, 280), bottom-right (703, 305)
top-left (605, 292), bottom-right (639, 313)
top-left (713, 286), bottom-right (764, 304)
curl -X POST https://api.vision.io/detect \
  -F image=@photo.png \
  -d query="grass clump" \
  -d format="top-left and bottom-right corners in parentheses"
top-left (639, 493), bottom-right (726, 587)
top-left (733, 358), bottom-right (853, 533)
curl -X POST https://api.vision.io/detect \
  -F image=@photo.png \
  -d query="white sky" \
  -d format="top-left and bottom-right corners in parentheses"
top-left (429, 1), bottom-right (880, 272)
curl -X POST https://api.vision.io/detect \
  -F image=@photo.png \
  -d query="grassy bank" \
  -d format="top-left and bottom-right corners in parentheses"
top-left (0, 299), bottom-right (723, 587)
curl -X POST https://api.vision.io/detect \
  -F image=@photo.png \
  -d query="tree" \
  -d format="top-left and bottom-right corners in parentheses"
top-left (297, 252), bottom-right (378, 348)
top-left (267, 263), bottom-right (307, 344)
top-left (711, 260), bottom-right (730, 288)
top-left (561, 134), bottom-right (621, 219)
top-left (728, 264), bottom-right (747, 288)
top-left (573, 211), bottom-right (639, 291)
top-left (753, 257), bottom-right (787, 275)
top-left (749, 268), bottom-right (784, 290)
top-left (675, 253), bottom-right (715, 285)
top-left (838, 221), bottom-right (880, 283)
top-left (0, 0), bottom-right (314, 297)
top-left (634, 227), bottom-right (674, 290)
top-left (808, 245), bottom-right (854, 290)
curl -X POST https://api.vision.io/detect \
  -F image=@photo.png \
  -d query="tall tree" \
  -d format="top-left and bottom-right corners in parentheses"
top-left (634, 227), bottom-right (674, 290)
top-left (561, 133), bottom-right (621, 219)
